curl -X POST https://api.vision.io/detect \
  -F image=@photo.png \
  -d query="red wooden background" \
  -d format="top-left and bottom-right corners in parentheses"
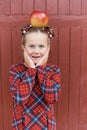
top-left (0, 0), bottom-right (87, 130)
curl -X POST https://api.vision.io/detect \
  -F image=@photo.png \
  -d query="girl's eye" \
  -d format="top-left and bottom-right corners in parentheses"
top-left (29, 45), bottom-right (35, 48)
top-left (39, 45), bottom-right (45, 48)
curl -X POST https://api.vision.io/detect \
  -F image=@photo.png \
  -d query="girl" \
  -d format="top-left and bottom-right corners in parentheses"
top-left (9, 24), bottom-right (61, 130)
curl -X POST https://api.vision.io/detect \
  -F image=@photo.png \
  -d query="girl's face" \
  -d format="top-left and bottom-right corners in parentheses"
top-left (22, 31), bottom-right (50, 64)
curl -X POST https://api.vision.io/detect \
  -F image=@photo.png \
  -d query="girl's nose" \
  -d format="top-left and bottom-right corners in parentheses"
top-left (34, 47), bottom-right (40, 53)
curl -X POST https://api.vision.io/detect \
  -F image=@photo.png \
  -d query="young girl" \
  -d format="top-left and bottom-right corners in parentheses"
top-left (9, 24), bottom-right (61, 130)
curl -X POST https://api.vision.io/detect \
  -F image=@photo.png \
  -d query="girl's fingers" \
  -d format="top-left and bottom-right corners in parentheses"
top-left (36, 48), bottom-right (50, 66)
top-left (24, 50), bottom-right (35, 68)
top-left (42, 48), bottom-right (49, 60)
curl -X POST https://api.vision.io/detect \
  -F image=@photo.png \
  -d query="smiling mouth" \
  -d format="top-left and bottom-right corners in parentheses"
top-left (32, 56), bottom-right (41, 59)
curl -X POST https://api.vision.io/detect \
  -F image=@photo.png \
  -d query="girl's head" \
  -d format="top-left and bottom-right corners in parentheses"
top-left (21, 25), bottom-right (55, 64)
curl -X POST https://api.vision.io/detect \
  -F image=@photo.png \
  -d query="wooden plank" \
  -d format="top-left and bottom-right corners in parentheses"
top-left (1, 16), bottom-right (87, 28)
top-left (79, 28), bottom-right (87, 130)
top-left (0, 0), bottom-right (4, 14)
top-left (82, 0), bottom-right (87, 15)
top-left (48, 27), bottom-right (58, 65)
top-left (70, 0), bottom-right (81, 15)
top-left (0, 31), bottom-right (3, 130)
top-left (12, 27), bottom-right (23, 64)
top-left (47, 0), bottom-right (58, 14)
top-left (0, 28), bottom-right (13, 130)
top-left (4, 0), bottom-right (11, 14)
top-left (58, 0), bottom-right (69, 14)
top-left (34, 0), bottom-right (46, 11)
top-left (23, 0), bottom-right (33, 15)
top-left (68, 27), bottom-right (81, 130)
top-left (11, 0), bottom-right (22, 14)
top-left (58, 27), bottom-right (70, 130)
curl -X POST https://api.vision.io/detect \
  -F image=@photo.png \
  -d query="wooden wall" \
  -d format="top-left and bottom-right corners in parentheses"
top-left (0, 0), bottom-right (87, 130)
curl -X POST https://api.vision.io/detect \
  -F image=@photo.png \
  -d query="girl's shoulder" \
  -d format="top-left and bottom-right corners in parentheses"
top-left (44, 64), bottom-right (61, 74)
top-left (46, 64), bottom-right (60, 70)
top-left (9, 62), bottom-right (26, 73)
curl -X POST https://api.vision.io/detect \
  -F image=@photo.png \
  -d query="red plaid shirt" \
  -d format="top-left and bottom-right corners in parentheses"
top-left (9, 63), bottom-right (61, 130)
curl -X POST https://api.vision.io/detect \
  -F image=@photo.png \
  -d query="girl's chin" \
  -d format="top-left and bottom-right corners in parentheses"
top-left (32, 58), bottom-right (41, 64)
top-left (33, 60), bottom-right (39, 65)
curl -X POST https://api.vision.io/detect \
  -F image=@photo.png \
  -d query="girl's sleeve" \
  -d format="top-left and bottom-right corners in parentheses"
top-left (9, 65), bottom-right (36, 105)
top-left (36, 65), bottom-right (61, 104)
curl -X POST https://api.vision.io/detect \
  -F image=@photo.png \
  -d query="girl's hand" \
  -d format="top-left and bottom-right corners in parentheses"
top-left (24, 50), bottom-right (35, 68)
top-left (36, 48), bottom-right (50, 67)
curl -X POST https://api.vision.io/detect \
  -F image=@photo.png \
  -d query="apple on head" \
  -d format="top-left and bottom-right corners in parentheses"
top-left (30, 10), bottom-right (48, 27)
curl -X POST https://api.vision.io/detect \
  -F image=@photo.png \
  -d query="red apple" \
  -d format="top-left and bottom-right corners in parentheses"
top-left (30, 10), bottom-right (48, 27)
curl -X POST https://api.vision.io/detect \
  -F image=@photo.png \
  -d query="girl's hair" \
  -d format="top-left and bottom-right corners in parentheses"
top-left (21, 24), bottom-right (55, 45)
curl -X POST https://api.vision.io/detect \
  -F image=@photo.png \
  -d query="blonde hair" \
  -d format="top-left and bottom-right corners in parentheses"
top-left (21, 25), bottom-right (55, 45)
top-left (21, 28), bottom-right (50, 45)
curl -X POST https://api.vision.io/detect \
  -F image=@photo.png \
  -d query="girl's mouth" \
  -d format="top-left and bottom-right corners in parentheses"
top-left (32, 56), bottom-right (41, 59)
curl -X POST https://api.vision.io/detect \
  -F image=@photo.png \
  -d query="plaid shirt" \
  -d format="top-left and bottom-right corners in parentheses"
top-left (9, 63), bottom-right (61, 130)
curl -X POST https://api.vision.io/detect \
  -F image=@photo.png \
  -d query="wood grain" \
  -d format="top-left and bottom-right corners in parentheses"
top-left (0, 0), bottom-right (87, 129)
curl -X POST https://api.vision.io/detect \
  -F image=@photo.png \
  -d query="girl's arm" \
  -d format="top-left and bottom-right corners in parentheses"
top-left (36, 65), bottom-right (61, 104)
top-left (9, 64), bottom-right (36, 105)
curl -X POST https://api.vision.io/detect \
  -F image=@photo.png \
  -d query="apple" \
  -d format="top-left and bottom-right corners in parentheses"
top-left (30, 10), bottom-right (48, 27)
